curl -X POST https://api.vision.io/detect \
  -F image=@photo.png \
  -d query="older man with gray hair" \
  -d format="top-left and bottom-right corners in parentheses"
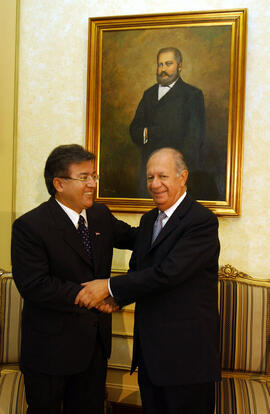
top-left (76, 147), bottom-right (220, 414)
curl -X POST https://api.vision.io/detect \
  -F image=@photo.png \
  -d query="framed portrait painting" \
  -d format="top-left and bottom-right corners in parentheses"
top-left (86, 9), bottom-right (247, 215)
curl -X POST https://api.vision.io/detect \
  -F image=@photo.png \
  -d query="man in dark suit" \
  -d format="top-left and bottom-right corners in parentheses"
top-left (130, 47), bottom-right (205, 197)
top-left (76, 147), bottom-right (220, 414)
top-left (11, 144), bottom-right (136, 414)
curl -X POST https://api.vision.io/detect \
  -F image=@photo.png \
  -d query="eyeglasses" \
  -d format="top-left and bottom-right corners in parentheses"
top-left (59, 174), bottom-right (99, 183)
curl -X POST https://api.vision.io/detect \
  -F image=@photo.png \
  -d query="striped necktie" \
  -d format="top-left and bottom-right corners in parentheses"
top-left (152, 211), bottom-right (167, 244)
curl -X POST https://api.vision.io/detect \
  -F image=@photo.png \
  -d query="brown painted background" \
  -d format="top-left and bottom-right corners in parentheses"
top-left (99, 25), bottom-right (231, 200)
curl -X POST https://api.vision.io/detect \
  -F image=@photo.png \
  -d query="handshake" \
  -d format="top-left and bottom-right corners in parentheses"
top-left (74, 279), bottom-right (118, 313)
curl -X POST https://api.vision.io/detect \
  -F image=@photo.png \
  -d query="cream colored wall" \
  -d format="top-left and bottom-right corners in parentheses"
top-left (16, 0), bottom-right (270, 278)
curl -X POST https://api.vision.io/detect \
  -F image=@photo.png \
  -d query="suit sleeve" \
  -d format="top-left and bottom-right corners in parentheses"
top-left (129, 91), bottom-right (164, 146)
top-left (110, 212), bottom-right (138, 250)
top-left (110, 212), bottom-right (219, 306)
top-left (11, 218), bottom-right (86, 314)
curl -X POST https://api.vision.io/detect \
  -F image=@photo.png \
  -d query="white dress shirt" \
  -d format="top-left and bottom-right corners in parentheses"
top-left (160, 191), bottom-right (187, 227)
top-left (158, 79), bottom-right (178, 101)
top-left (55, 199), bottom-right (88, 229)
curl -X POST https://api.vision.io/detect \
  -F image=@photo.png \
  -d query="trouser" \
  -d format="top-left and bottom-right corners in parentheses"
top-left (23, 335), bottom-right (107, 414)
top-left (138, 348), bottom-right (215, 414)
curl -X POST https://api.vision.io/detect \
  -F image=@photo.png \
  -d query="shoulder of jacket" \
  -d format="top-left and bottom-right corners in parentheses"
top-left (87, 202), bottom-right (110, 216)
top-left (179, 78), bottom-right (203, 95)
top-left (143, 83), bottom-right (159, 96)
top-left (14, 200), bottom-right (49, 223)
top-left (140, 207), bottom-right (157, 222)
top-left (189, 199), bottom-right (217, 222)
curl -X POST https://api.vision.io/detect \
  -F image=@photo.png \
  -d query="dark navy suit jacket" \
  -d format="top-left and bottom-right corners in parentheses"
top-left (130, 77), bottom-right (205, 174)
top-left (110, 194), bottom-right (221, 387)
top-left (11, 197), bottom-right (136, 375)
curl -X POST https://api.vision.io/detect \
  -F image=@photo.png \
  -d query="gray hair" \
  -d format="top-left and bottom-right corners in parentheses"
top-left (148, 147), bottom-right (188, 175)
top-left (157, 47), bottom-right (183, 66)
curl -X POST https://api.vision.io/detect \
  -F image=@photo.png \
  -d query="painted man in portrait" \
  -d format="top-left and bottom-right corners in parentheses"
top-left (129, 46), bottom-right (205, 198)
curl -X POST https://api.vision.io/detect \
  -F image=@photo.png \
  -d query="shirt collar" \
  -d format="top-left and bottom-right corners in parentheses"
top-left (55, 199), bottom-right (88, 228)
top-left (158, 79), bottom-right (178, 91)
top-left (162, 191), bottom-right (187, 219)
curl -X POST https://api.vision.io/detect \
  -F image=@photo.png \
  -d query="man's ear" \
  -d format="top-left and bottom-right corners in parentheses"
top-left (178, 62), bottom-right (182, 73)
top-left (180, 169), bottom-right (188, 186)
top-left (53, 177), bottom-right (64, 193)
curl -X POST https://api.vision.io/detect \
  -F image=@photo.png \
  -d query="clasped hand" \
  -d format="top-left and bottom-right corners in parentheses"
top-left (74, 279), bottom-right (118, 313)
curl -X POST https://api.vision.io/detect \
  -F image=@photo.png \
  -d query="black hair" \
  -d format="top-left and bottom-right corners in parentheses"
top-left (44, 144), bottom-right (95, 196)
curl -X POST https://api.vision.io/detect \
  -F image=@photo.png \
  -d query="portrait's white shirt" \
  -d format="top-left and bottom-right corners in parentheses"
top-left (158, 79), bottom-right (178, 101)
top-left (56, 199), bottom-right (88, 228)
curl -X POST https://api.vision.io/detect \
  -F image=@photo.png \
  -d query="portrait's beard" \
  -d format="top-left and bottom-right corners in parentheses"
top-left (156, 68), bottom-right (179, 86)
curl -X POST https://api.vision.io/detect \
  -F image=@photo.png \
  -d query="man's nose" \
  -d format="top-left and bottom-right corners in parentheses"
top-left (86, 178), bottom-right (96, 187)
top-left (151, 177), bottom-right (161, 188)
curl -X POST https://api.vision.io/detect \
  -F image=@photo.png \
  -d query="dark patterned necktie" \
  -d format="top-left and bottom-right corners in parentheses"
top-left (77, 215), bottom-right (93, 260)
top-left (152, 211), bottom-right (167, 244)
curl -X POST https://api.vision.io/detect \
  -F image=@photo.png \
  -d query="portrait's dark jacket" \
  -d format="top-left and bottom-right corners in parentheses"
top-left (130, 77), bottom-right (205, 174)
top-left (11, 197), bottom-right (136, 376)
top-left (110, 194), bottom-right (221, 387)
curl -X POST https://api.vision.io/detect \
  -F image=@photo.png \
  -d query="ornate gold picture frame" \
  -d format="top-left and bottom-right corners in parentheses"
top-left (86, 9), bottom-right (247, 216)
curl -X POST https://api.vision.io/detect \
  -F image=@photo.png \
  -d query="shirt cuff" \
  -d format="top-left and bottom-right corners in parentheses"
top-left (143, 127), bottom-right (148, 144)
top-left (108, 279), bottom-right (114, 297)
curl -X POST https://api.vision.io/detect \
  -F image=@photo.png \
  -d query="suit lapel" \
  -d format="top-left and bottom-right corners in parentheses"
top-left (85, 212), bottom-right (100, 274)
top-left (46, 198), bottom-right (94, 267)
top-left (137, 208), bottom-right (158, 259)
top-left (150, 84), bottom-right (159, 105)
top-left (144, 208), bottom-right (159, 248)
top-left (150, 194), bottom-right (193, 250)
top-left (156, 78), bottom-right (184, 108)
